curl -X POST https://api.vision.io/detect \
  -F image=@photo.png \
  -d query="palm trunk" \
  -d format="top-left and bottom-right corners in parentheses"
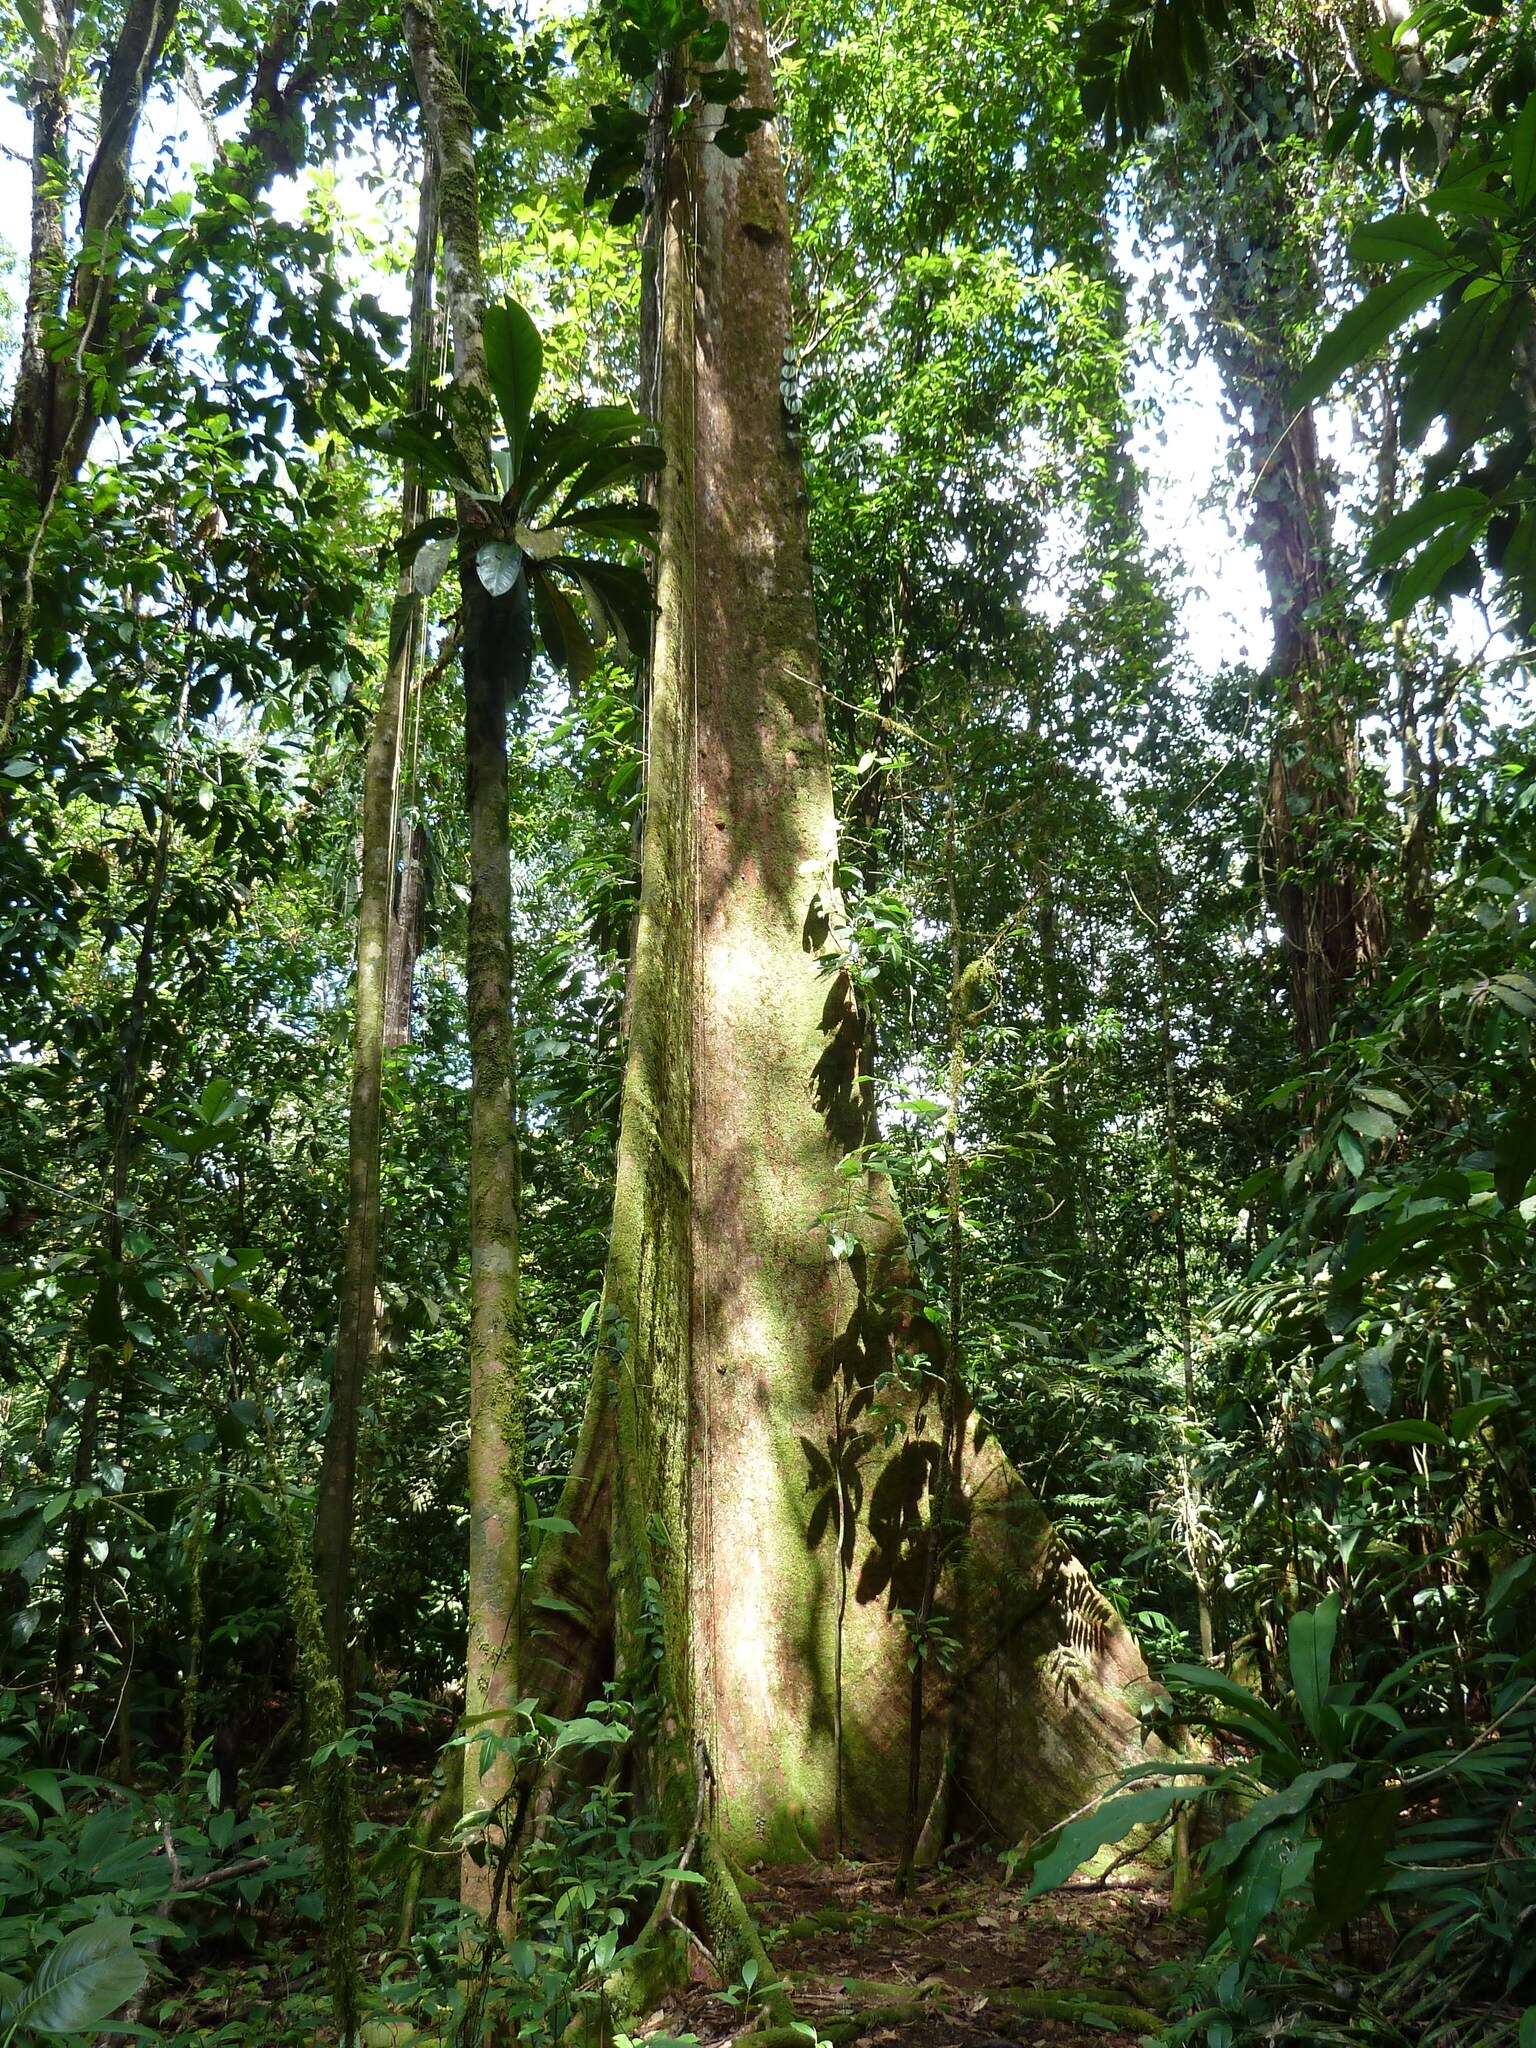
top-left (314, 164), bottom-right (437, 1680)
top-left (404, 0), bottom-right (525, 1922)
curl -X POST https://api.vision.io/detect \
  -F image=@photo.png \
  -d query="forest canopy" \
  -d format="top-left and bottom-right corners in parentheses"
top-left (0, 0), bottom-right (1533, 2044)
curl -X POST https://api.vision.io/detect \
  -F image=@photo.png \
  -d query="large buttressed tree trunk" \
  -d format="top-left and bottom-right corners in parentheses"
top-left (545, 0), bottom-right (1155, 1874)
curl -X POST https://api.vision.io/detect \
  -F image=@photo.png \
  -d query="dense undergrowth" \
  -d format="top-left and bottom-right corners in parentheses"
top-left (4, 0), bottom-right (1536, 2040)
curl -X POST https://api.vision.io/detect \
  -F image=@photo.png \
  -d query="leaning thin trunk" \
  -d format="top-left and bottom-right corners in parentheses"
top-left (405, 0), bottom-right (525, 1922)
top-left (54, 668), bottom-right (191, 1730)
top-left (314, 165), bottom-right (437, 1680)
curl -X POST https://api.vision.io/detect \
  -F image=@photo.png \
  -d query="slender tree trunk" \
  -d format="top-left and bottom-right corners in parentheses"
top-left (1, 0), bottom-right (179, 732)
top-left (900, 765), bottom-right (967, 1882)
top-left (10, 0), bottom-right (74, 501)
top-left (530, 1), bottom-right (1156, 1939)
top-left (384, 818), bottom-right (428, 1049)
top-left (53, 666), bottom-right (191, 1733)
top-left (1035, 861), bottom-right (1078, 1242)
top-left (1248, 388), bottom-right (1383, 1057)
top-left (314, 164), bottom-right (437, 1680)
top-left (1146, 867), bottom-right (1215, 1663)
top-left (404, 0), bottom-right (525, 1923)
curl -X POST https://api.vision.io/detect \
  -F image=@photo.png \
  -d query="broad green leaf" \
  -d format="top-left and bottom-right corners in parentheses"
top-left (1294, 265), bottom-right (1450, 409)
top-left (551, 1716), bottom-right (627, 1754)
top-left (533, 572), bottom-right (595, 684)
top-left (1337, 1128), bottom-right (1365, 1178)
top-left (21, 1770), bottom-right (66, 1818)
top-left (556, 557), bottom-right (656, 661)
top-left (1162, 1662), bottom-right (1298, 1755)
top-left (556, 504), bottom-right (660, 547)
top-left (1363, 487), bottom-right (1489, 576)
top-left (412, 535), bottom-right (455, 597)
top-left (1344, 1105), bottom-right (1395, 1144)
top-left (1288, 1594), bottom-right (1339, 1741)
top-left (1355, 1085), bottom-right (1410, 1116)
top-left (1512, 92), bottom-right (1536, 211)
top-left (1350, 212), bottom-right (1451, 265)
top-left (1309, 1787), bottom-right (1401, 1937)
top-left (1022, 1783), bottom-right (1192, 1899)
top-left (483, 302), bottom-right (543, 479)
top-left (358, 411), bottom-right (481, 494)
top-left (1226, 1818), bottom-right (1300, 1957)
top-left (476, 543), bottom-right (524, 598)
top-left (1356, 1345), bottom-right (1394, 1417)
top-left (554, 442), bottom-right (664, 519)
top-left (1401, 292), bottom-right (1525, 459)
top-left (1448, 1395), bottom-right (1513, 1440)
top-left (1205, 1766), bottom-right (1356, 1875)
top-left (1354, 1419), bottom-right (1448, 1448)
top-left (0, 1918), bottom-right (145, 2033)
top-left (1486, 1555), bottom-right (1536, 1618)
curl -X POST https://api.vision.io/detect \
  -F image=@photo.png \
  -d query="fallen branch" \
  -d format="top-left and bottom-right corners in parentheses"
top-left (108, 1830), bottom-right (275, 2038)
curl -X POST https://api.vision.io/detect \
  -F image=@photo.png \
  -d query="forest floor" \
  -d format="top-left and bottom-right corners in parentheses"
top-left (666, 1856), bottom-right (1193, 2048)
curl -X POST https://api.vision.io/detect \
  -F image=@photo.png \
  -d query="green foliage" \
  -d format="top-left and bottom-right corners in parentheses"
top-left (1, 0), bottom-right (1534, 2033)
top-left (1021, 1592), bottom-right (1536, 2043)
top-left (0, 1917), bottom-right (144, 2038)
top-left (367, 299), bottom-right (657, 679)
top-left (1080, 0), bottom-right (1246, 145)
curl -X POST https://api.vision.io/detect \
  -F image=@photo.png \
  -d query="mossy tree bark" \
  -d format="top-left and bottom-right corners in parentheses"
top-left (405, 0), bottom-right (526, 1922)
top-left (532, 0), bottom-right (1156, 1916)
top-left (314, 164), bottom-right (437, 1681)
top-left (1177, 69), bottom-right (1384, 1058)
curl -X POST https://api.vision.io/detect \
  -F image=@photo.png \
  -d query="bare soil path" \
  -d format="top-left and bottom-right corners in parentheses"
top-left (666, 1856), bottom-right (1194, 2048)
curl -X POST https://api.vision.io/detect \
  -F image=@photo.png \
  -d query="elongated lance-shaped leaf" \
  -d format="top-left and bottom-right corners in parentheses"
top-left (520, 407), bottom-right (657, 517)
top-left (552, 556), bottom-right (656, 662)
top-left (1292, 265), bottom-right (1451, 410)
top-left (532, 570), bottom-right (596, 683)
top-left (553, 440), bottom-right (666, 520)
top-left (1288, 1594), bottom-right (1341, 1742)
top-left (483, 300), bottom-right (543, 480)
top-left (1023, 1783), bottom-right (1194, 1899)
top-left (556, 505), bottom-right (660, 547)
